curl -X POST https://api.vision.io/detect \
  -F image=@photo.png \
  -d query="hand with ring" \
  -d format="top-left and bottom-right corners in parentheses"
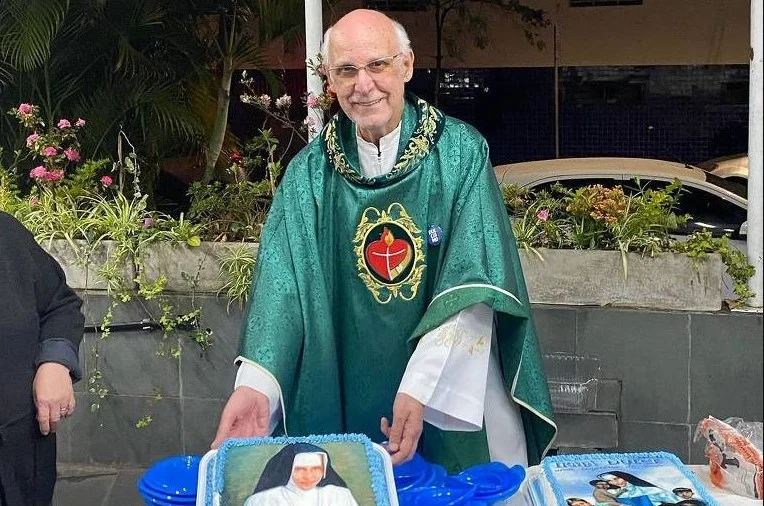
top-left (33, 362), bottom-right (76, 435)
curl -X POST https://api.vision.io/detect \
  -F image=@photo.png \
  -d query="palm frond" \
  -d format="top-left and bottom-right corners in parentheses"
top-left (0, 0), bottom-right (69, 71)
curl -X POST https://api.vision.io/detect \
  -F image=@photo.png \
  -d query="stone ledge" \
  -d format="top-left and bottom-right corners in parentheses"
top-left (520, 249), bottom-right (723, 311)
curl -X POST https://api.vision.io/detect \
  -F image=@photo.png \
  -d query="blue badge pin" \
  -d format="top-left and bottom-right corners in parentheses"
top-left (427, 225), bottom-right (443, 246)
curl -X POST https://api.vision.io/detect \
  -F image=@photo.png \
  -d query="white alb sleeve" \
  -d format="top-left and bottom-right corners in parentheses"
top-left (397, 303), bottom-right (493, 431)
top-left (234, 356), bottom-right (284, 435)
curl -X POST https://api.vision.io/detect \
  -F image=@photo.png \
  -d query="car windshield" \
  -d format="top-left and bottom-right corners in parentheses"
top-left (704, 171), bottom-right (747, 199)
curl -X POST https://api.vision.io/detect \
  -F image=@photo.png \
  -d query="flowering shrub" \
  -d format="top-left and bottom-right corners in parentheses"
top-left (9, 104), bottom-right (85, 185)
top-left (505, 180), bottom-right (686, 256)
top-left (183, 59), bottom-right (336, 242)
top-left (504, 180), bottom-right (754, 305)
top-left (239, 55), bottom-right (335, 142)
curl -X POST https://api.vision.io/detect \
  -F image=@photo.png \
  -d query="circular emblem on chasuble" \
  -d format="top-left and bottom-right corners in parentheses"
top-left (352, 203), bottom-right (426, 304)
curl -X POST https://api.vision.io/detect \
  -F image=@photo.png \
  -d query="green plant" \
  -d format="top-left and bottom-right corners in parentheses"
top-left (504, 179), bottom-right (755, 304)
top-left (552, 180), bottom-right (685, 277)
top-left (5, 106), bottom-right (216, 419)
top-left (0, 154), bottom-right (21, 214)
top-left (505, 186), bottom-right (567, 257)
top-left (673, 231), bottom-right (756, 307)
top-left (218, 245), bottom-right (258, 310)
top-left (187, 180), bottom-right (270, 242)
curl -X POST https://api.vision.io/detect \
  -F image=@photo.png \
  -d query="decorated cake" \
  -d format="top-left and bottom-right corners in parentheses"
top-left (529, 451), bottom-right (719, 506)
top-left (197, 433), bottom-right (397, 506)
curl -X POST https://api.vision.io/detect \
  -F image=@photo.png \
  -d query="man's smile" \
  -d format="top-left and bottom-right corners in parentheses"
top-left (355, 97), bottom-right (384, 106)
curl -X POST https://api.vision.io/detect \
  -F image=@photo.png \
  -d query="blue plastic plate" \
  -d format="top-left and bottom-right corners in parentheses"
top-left (400, 479), bottom-right (477, 506)
top-left (138, 455), bottom-right (200, 499)
top-left (137, 481), bottom-right (197, 504)
top-left (454, 463), bottom-right (525, 502)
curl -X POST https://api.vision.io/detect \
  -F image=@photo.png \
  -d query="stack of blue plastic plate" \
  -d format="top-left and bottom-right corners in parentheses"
top-left (451, 462), bottom-right (525, 505)
top-left (395, 454), bottom-right (525, 506)
top-left (394, 453), bottom-right (448, 493)
top-left (137, 455), bottom-right (201, 505)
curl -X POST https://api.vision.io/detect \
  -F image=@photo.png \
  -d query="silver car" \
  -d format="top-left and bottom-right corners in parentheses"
top-left (494, 157), bottom-right (748, 240)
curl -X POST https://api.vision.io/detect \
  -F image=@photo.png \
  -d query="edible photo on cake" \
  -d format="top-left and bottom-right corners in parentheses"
top-left (217, 437), bottom-right (385, 506)
top-left (541, 452), bottom-right (717, 506)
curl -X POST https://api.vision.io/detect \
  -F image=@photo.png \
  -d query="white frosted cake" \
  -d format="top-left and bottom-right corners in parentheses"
top-left (529, 451), bottom-right (719, 506)
top-left (196, 434), bottom-right (397, 506)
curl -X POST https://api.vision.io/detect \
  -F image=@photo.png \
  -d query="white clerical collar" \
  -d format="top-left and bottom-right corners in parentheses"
top-left (356, 122), bottom-right (401, 179)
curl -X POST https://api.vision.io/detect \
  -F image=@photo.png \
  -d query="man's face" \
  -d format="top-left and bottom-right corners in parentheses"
top-left (594, 481), bottom-right (608, 489)
top-left (291, 464), bottom-right (324, 490)
top-left (326, 19), bottom-right (413, 142)
top-left (570, 500), bottom-right (591, 506)
top-left (678, 490), bottom-right (693, 499)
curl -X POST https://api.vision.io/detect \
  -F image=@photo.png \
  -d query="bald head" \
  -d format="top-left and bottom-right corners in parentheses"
top-left (321, 10), bottom-right (411, 68)
top-left (321, 9), bottom-right (415, 144)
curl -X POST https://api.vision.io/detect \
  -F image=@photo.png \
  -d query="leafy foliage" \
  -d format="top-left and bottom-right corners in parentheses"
top-left (504, 180), bottom-right (754, 305)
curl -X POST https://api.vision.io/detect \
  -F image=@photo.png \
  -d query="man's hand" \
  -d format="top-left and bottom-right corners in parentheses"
top-left (380, 392), bottom-right (423, 465)
top-left (211, 386), bottom-right (270, 449)
top-left (33, 362), bottom-right (75, 436)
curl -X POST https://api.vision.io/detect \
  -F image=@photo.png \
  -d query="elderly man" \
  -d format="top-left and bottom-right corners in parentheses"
top-left (212, 9), bottom-right (556, 472)
top-left (0, 211), bottom-right (83, 505)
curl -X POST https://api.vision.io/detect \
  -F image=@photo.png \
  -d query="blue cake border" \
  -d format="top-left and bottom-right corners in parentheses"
top-left (209, 433), bottom-right (391, 506)
top-left (541, 451), bottom-right (720, 506)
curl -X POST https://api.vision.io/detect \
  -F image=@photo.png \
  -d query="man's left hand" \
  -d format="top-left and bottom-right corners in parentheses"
top-left (381, 392), bottom-right (423, 465)
top-left (33, 362), bottom-right (75, 436)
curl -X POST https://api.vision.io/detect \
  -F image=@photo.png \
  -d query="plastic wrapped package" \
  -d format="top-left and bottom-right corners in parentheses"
top-left (694, 416), bottom-right (763, 499)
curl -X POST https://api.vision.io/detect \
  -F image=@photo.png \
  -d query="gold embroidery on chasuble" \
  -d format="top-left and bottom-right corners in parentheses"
top-left (353, 203), bottom-right (426, 304)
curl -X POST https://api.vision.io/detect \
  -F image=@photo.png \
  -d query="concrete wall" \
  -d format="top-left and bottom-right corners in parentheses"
top-left (57, 293), bottom-right (763, 467)
top-left (263, 0), bottom-right (750, 68)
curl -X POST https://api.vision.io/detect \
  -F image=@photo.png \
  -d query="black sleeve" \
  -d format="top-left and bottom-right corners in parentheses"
top-left (30, 234), bottom-right (85, 382)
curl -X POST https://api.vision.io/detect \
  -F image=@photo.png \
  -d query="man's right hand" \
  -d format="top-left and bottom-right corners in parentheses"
top-left (211, 386), bottom-right (270, 449)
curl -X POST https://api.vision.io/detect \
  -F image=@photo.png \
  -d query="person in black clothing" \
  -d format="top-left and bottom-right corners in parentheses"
top-left (0, 211), bottom-right (84, 505)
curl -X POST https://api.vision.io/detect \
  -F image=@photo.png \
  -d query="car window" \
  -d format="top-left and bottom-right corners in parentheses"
top-left (624, 177), bottom-right (747, 238)
top-left (705, 172), bottom-right (747, 198)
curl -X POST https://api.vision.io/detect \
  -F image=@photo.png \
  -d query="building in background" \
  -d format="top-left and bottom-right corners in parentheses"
top-left (232, 0), bottom-right (750, 166)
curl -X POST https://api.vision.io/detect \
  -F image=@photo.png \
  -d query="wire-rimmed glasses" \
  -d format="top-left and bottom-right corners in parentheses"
top-left (326, 53), bottom-right (404, 86)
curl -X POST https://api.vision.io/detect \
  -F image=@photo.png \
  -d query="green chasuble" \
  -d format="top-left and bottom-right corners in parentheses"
top-left (240, 93), bottom-right (556, 470)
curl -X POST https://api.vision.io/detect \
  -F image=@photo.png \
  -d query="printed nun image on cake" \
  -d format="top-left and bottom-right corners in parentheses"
top-left (243, 442), bottom-right (360, 506)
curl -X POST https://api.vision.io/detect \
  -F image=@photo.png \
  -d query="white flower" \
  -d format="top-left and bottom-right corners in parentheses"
top-left (275, 94), bottom-right (292, 109)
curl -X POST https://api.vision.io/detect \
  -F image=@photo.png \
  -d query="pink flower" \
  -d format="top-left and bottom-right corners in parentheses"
top-left (57, 119), bottom-right (71, 129)
top-left (75, 118), bottom-right (86, 127)
top-left (64, 147), bottom-right (81, 162)
top-left (536, 209), bottom-right (550, 222)
top-left (100, 175), bottom-right (113, 186)
top-left (29, 166), bottom-right (47, 179)
top-left (17, 103), bottom-right (33, 115)
top-left (143, 217), bottom-right (154, 228)
top-left (29, 196), bottom-right (40, 207)
top-left (26, 133), bottom-right (40, 147)
top-left (42, 146), bottom-right (58, 157)
top-left (43, 170), bottom-right (64, 182)
top-left (303, 115), bottom-right (316, 126)
top-left (305, 94), bottom-right (319, 108)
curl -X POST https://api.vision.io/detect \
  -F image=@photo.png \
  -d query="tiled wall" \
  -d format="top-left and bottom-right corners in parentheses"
top-left (230, 64), bottom-right (749, 168)
top-left (558, 65), bottom-right (749, 165)
top-left (58, 294), bottom-right (762, 466)
top-left (533, 305), bottom-right (763, 463)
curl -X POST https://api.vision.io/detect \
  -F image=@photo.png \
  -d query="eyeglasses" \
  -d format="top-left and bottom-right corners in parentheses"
top-left (326, 53), bottom-right (404, 85)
